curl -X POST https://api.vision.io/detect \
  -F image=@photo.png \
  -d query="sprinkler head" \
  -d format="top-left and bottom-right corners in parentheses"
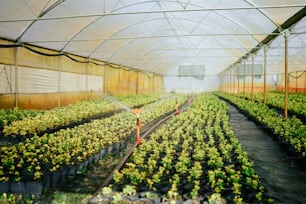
top-left (136, 137), bottom-right (142, 145)
top-left (131, 109), bottom-right (143, 117)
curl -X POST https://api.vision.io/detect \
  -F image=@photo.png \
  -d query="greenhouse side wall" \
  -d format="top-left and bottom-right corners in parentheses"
top-left (219, 63), bottom-right (306, 94)
top-left (0, 39), bottom-right (163, 109)
top-left (277, 72), bottom-right (306, 93)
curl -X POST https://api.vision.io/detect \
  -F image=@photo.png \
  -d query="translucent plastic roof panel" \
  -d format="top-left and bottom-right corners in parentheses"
top-left (1, 0), bottom-right (306, 75)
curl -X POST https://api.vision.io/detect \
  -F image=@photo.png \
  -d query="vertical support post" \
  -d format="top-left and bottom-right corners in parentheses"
top-left (143, 73), bottom-right (145, 94)
top-left (263, 45), bottom-right (267, 106)
top-left (128, 69), bottom-right (131, 94)
top-left (224, 72), bottom-right (226, 92)
top-left (153, 75), bottom-right (155, 94)
top-left (8, 65), bottom-right (13, 93)
top-left (136, 71), bottom-right (139, 95)
top-left (296, 71), bottom-right (298, 93)
top-left (225, 71), bottom-right (226, 92)
top-left (229, 68), bottom-right (231, 93)
top-left (231, 67), bottom-right (234, 93)
top-left (103, 64), bottom-right (107, 95)
top-left (284, 30), bottom-right (290, 119)
top-left (304, 71), bottom-right (306, 93)
top-left (161, 75), bottom-right (164, 93)
top-left (118, 68), bottom-right (121, 95)
top-left (222, 72), bottom-right (224, 92)
top-left (86, 61), bottom-right (89, 100)
top-left (58, 55), bottom-right (61, 107)
top-left (237, 62), bottom-right (240, 97)
top-left (222, 71), bottom-right (226, 93)
top-left (243, 59), bottom-right (246, 99)
top-left (233, 66), bottom-right (236, 94)
top-left (219, 73), bottom-right (222, 92)
top-left (251, 54), bottom-right (255, 102)
top-left (14, 47), bottom-right (18, 108)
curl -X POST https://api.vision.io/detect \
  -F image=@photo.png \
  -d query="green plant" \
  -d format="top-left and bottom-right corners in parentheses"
top-left (188, 161), bottom-right (202, 182)
top-left (102, 186), bottom-right (113, 196)
top-left (190, 180), bottom-right (200, 199)
top-left (122, 185), bottom-right (136, 196)
top-left (105, 94), bottom-right (268, 203)
top-left (167, 183), bottom-right (179, 201)
top-left (113, 170), bottom-right (124, 184)
top-left (112, 192), bottom-right (123, 203)
top-left (217, 92), bottom-right (306, 157)
top-left (208, 193), bottom-right (226, 204)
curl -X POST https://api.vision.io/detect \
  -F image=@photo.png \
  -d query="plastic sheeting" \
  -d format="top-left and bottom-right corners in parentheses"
top-left (0, 64), bottom-right (103, 94)
top-left (1, 1), bottom-right (306, 76)
top-left (164, 75), bottom-right (220, 93)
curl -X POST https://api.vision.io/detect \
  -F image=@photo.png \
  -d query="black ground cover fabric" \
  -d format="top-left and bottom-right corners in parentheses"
top-left (227, 103), bottom-right (306, 203)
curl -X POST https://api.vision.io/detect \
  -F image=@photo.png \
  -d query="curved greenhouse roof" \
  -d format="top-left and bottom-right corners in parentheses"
top-left (0, 0), bottom-right (306, 75)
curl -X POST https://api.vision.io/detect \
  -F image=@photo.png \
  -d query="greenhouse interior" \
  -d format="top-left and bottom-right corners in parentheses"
top-left (0, 0), bottom-right (306, 203)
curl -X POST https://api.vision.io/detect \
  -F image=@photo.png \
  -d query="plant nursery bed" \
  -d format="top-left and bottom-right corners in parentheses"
top-left (218, 95), bottom-right (306, 162)
top-left (0, 139), bottom-right (128, 196)
top-left (226, 102), bottom-right (306, 203)
top-left (39, 151), bottom-right (126, 204)
top-left (0, 104), bottom-right (147, 144)
top-left (262, 102), bottom-right (306, 124)
top-left (0, 101), bottom-right (184, 204)
top-left (88, 94), bottom-right (271, 204)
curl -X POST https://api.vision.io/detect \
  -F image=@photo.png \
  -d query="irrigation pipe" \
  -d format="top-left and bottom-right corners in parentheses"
top-left (92, 100), bottom-right (191, 197)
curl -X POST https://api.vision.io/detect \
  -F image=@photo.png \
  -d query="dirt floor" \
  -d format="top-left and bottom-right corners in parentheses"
top-left (39, 152), bottom-right (124, 204)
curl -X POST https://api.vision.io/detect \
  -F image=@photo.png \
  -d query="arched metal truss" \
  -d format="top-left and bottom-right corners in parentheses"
top-left (0, 0), bottom-right (306, 75)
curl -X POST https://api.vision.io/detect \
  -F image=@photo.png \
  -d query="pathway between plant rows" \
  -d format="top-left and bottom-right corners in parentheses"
top-left (226, 103), bottom-right (306, 204)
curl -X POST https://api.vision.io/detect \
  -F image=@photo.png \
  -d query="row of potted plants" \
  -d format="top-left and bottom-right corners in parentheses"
top-left (244, 91), bottom-right (306, 121)
top-left (2, 94), bottom-right (162, 138)
top-left (111, 93), bottom-right (162, 107)
top-left (0, 94), bottom-right (187, 195)
top-left (218, 93), bottom-right (306, 158)
top-left (101, 94), bottom-right (269, 203)
top-left (0, 108), bottom-right (44, 129)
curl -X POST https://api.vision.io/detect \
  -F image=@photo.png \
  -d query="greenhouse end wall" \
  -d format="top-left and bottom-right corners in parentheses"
top-left (0, 39), bottom-right (163, 109)
top-left (164, 76), bottom-right (220, 93)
